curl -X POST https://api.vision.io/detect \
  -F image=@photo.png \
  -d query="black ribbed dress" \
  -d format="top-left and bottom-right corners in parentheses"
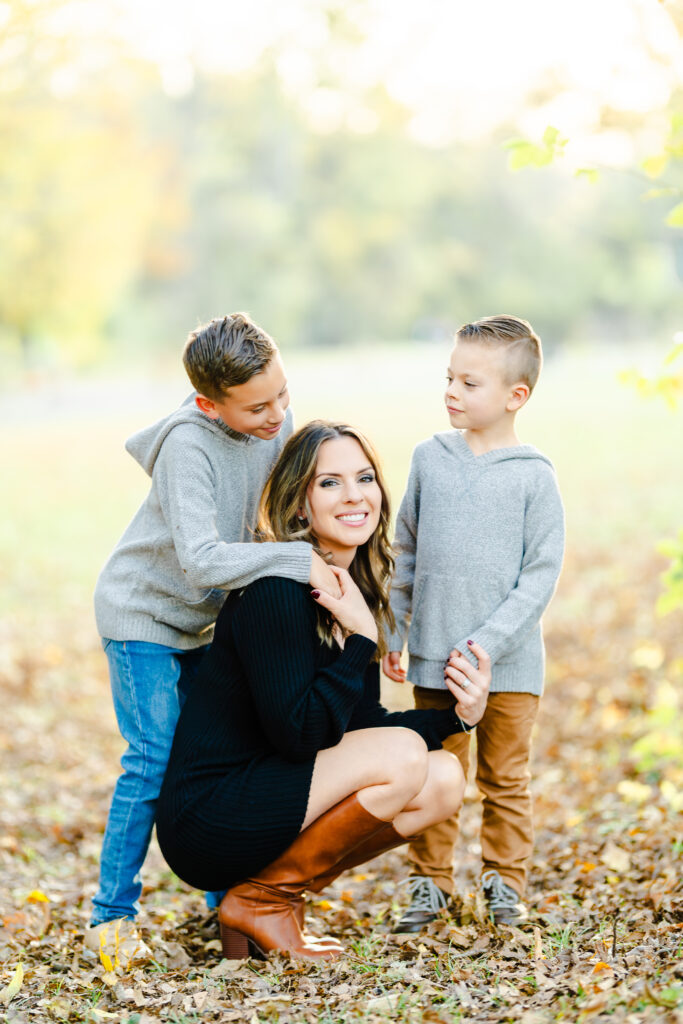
top-left (155, 576), bottom-right (464, 891)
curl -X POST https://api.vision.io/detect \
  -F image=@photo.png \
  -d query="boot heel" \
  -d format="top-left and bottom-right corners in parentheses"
top-left (219, 922), bottom-right (265, 960)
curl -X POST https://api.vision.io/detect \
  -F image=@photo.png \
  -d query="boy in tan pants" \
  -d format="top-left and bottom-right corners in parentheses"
top-left (383, 315), bottom-right (564, 926)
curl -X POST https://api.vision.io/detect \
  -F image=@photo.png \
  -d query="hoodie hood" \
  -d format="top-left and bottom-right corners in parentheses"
top-left (125, 393), bottom-right (253, 477)
top-left (433, 429), bottom-right (555, 469)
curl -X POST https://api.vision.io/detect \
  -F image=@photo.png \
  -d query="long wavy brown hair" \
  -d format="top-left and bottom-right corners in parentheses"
top-left (258, 420), bottom-right (396, 655)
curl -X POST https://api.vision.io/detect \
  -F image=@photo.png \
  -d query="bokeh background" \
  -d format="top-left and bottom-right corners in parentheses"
top-left (2, 0), bottom-right (682, 619)
top-left (1, 0), bottom-right (683, 369)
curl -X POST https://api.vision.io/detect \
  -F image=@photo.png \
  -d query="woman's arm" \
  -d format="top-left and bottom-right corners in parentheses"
top-left (346, 665), bottom-right (467, 747)
top-left (232, 576), bottom-right (377, 762)
top-left (348, 642), bottom-right (491, 745)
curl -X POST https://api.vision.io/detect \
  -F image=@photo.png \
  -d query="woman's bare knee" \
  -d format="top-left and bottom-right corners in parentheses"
top-left (354, 728), bottom-right (429, 821)
top-left (304, 727), bottom-right (429, 827)
top-left (433, 753), bottom-right (465, 817)
top-left (382, 728), bottom-right (430, 795)
top-left (393, 733), bottom-right (430, 794)
top-left (393, 750), bottom-right (464, 836)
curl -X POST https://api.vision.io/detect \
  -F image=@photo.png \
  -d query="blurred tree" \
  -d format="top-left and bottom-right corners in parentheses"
top-left (126, 62), bottom-right (682, 352)
top-left (2, 0), bottom-right (682, 364)
top-left (0, 0), bottom-right (182, 367)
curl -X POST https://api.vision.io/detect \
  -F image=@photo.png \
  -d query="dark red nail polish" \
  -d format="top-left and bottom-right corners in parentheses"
top-left (311, 590), bottom-right (320, 598)
top-left (467, 639), bottom-right (473, 646)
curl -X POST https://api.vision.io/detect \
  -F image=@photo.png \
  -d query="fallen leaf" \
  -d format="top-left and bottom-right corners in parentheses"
top-left (600, 842), bottom-right (630, 873)
top-left (25, 891), bottom-right (49, 904)
top-left (0, 964), bottom-right (23, 1006)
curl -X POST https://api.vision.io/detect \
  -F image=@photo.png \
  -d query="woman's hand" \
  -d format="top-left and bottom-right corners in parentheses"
top-left (443, 641), bottom-right (491, 728)
top-left (311, 566), bottom-right (378, 644)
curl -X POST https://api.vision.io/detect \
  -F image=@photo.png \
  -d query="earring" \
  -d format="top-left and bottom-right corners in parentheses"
top-left (297, 514), bottom-right (308, 524)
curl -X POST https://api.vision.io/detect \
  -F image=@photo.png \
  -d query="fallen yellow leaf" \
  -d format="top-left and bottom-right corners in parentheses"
top-left (0, 963), bottom-right (24, 1007)
top-left (26, 890), bottom-right (50, 903)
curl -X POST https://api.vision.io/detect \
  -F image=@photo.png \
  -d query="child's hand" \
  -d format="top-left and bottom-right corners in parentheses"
top-left (382, 651), bottom-right (406, 683)
top-left (309, 550), bottom-right (342, 599)
top-left (312, 566), bottom-right (378, 644)
top-left (443, 641), bottom-right (491, 728)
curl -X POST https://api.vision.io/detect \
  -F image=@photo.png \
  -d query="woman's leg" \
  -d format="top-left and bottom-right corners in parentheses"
top-left (307, 748), bottom-right (465, 893)
top-left (393, 749), bottom-right (466, 837)
top-left (302, 726), bottom-right (431, 829)
top-left (304, 728), bottom-right (464, 835)
top-left (219, 732), bottom-right (464, 959)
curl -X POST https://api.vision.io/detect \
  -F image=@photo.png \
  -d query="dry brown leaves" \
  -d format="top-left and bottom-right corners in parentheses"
top-left (1, 548), bottom-right (682, 1023)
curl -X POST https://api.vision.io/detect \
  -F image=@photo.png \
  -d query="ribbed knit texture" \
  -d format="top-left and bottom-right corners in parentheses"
top-left (94, 398), bottom-right (312, 649)
top-left (155, 576), bottom-right (463, 891)
top-left (386, 430), bottom-right (565, 695)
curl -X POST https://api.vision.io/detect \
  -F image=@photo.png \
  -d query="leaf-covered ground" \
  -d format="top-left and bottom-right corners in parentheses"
top-left (1, 548), bottom-right (682, 1023)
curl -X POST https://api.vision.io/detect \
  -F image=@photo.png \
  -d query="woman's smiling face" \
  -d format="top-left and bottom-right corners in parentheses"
top-left (305, 436), bottom-right (382, 567)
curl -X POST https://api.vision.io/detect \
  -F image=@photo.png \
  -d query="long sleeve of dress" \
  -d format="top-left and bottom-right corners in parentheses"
top-left (231, 577), bottom-right (378, 762)
top-left (347, 663), bottom-right (465, 747)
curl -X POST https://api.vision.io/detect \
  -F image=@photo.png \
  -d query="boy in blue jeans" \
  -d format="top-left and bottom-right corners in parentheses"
top-left (88, 313), bottom-right (335, 947)
top-left (383, 315), bottom-right (564, 928)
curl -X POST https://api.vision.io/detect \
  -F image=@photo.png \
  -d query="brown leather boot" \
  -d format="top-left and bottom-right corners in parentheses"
top-left (219, 793), bottom-right (388, 959)
top-left (220, 880), bottom-right (341, 959)
top-left (308, 821), bottom-right (409, 893)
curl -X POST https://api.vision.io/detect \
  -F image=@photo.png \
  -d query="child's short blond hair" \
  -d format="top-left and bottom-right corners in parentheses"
top-left (456, 315), bottom-right (542, 391)
top-left (183, 313), bottom-right (277, 399)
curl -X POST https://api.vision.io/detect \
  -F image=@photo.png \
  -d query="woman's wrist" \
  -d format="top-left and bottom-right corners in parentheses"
top-left (348, 625), bottom-right (378, 644)
top-left (454, 708), bottom-right (476, 733)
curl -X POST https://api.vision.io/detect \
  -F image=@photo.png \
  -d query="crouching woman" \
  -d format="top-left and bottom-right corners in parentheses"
top-left (155, 421), bottom-right (490, 960)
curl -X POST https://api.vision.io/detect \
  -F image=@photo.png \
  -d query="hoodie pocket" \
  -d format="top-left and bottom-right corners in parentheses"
top-left (407, 573), bottom-right (506, 660)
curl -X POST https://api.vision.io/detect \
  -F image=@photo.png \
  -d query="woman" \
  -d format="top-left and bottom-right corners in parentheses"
top-left (156, 421), bottom-right (490, 960)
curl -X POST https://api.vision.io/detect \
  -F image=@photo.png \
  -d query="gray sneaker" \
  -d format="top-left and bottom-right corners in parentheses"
top-left (392, 876), bottom-right (450, 933)
top-left (481, 869), bottom-right (528, 925)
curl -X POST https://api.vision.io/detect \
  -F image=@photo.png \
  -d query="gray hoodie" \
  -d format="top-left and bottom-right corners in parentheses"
top-left (94, 397), bottom-right (311, 649)
top-left (387, 430), bottom-right (565, 694)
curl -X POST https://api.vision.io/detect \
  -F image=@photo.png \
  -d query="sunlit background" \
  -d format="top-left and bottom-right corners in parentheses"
top-left (1, 0), bottom-right (682, 371)
top-left (1, 0), bottom-right (682, 632)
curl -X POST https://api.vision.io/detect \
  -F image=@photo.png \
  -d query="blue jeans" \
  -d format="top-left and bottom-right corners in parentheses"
top-left (91, 639), bottom-right (219, 925)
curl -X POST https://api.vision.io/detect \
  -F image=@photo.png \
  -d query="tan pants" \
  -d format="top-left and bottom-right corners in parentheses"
top-left (408, 687), bottom-right (539, 897)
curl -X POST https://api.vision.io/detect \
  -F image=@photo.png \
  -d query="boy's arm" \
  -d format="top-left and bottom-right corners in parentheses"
top-left (385, 454), bottom-right (421, 653)
top-left (155, 432), bottom-right (313, 591)
top-left (455, 469), bottom-right (565, 667)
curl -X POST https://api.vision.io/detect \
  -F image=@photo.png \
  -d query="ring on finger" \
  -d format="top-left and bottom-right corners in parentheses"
top-left (460, 679), bottom-right (470, 690)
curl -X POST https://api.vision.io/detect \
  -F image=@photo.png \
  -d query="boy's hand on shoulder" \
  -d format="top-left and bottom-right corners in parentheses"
top-left (309, 550), bottom-right (342, 599)
top-left (382, 651), bottom-right (406, 683)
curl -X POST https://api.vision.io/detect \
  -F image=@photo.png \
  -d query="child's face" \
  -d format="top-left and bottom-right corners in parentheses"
top-left (445, 341), bottom-right (517, 431)
top-left (199, 352), bottom-right (290, 439)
